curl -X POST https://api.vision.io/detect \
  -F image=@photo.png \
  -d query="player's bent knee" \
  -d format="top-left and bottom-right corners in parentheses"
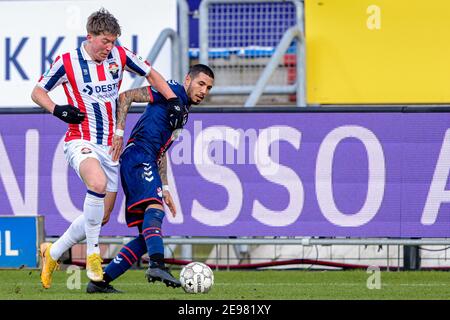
top-left (80, 159), bottom-right (107, 193)
top-left (145, 207), bottom-right (165, 228)
top-left (86, 181), bottom-right (107, 194)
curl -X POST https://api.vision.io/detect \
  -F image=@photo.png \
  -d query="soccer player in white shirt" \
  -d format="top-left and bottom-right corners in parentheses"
top-left (31, 8), bottom-right (184, 289)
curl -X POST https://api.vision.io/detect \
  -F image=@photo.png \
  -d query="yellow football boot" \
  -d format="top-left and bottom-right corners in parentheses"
top-left (86, 253), bottom-right (103, 282)
top-left (40, 242), bottom-right (59, 289)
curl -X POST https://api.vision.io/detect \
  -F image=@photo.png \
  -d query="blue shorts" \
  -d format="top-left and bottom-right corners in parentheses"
top-left (120, 144), bottom-right (163, 228)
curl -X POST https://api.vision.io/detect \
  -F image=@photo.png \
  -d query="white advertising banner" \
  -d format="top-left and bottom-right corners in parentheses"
top-left (0, 0), bottom-right (177, 107)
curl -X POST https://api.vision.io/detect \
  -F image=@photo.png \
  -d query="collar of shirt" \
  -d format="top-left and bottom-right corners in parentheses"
top-left (179, 86), bottom-right (190, 108)
top-left (80, 41), bottom-right (106, 65)
top-left (80, 41), bottom-right (92, 61)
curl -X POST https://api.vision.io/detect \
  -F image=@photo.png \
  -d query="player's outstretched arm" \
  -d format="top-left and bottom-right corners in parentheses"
top-left (146, 69), bottom-right (186, 129)
top-left (145, 68), bottom-right (177, 100)
top-left (31, 85), bottom-right (57, 113)
top-left (110, 86), bottom-right (153, 161)
top-left (116, 86), bottom-right (152, 129)
top-left (31, 85), bottom-right (85, 124)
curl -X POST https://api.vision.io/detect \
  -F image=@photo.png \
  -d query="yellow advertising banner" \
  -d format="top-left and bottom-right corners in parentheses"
top-left (305, 0), bottom-right (450, 104)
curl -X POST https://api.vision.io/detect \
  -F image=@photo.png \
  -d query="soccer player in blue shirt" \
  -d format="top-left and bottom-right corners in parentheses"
top-left (87, 64), bottom-right (214, 293)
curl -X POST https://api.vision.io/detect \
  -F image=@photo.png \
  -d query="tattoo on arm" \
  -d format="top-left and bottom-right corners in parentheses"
top-left (116, 86), bottom-right (152, 130)
top-left (159, 154), bottom-right (168, 186)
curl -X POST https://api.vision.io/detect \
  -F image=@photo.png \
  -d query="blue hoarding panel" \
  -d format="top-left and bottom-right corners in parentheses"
top-left (0, 216), bottom-right (39, 268)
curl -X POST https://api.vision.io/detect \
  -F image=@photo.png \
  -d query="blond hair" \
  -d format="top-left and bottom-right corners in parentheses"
top-left (86, 8), bottom-right (121, 36)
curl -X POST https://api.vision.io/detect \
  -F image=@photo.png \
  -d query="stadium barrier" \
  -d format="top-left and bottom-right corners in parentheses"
top-left (45, 236), bottom-right (450, 271)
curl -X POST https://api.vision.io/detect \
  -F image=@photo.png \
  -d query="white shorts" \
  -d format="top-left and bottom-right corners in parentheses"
top-left (63, 140), bottom-right (119, 192)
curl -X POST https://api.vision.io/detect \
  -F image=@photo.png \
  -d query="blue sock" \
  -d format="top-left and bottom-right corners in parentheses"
top-left (103, 235), bottom-right (146, 283)
top-left (142, 208), bottom-right (165, 268)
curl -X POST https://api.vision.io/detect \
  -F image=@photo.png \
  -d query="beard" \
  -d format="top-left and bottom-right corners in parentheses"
top-left (189, 98), bottom-right (200, 105)
top-left (187, 86), bottom-right (201, 105)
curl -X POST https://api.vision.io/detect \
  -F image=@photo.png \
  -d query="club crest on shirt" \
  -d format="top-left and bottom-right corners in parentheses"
top-left (81, 147), bottom-right (92, 154)
top-left (108, 62), bottom-right (119, 77)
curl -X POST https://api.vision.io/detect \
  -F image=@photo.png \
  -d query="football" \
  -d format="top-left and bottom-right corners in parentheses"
top-left (180, 262), bottom-right (214, 294)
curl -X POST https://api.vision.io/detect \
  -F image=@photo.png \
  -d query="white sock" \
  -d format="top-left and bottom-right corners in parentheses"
top-left (84, 191), bottom-right (105, 256)
top-left (49, 215), bottom-right (86, 261)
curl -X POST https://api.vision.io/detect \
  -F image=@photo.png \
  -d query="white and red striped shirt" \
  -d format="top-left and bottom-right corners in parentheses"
top-left (37, 42), bottom-right (151, 146)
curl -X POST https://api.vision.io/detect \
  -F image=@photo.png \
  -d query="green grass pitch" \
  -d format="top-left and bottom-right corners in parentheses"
top-left (0, 269), bottom-right (449, 300)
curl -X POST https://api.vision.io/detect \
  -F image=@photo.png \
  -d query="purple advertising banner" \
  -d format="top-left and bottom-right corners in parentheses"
top-left (1, 112), bottom-right (450, 237)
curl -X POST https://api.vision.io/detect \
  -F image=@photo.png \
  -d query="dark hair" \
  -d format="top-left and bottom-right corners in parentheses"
top-left (188, 64), bottom-right (214, 79)
top-left (86, 8), bottom-right (121, 36)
